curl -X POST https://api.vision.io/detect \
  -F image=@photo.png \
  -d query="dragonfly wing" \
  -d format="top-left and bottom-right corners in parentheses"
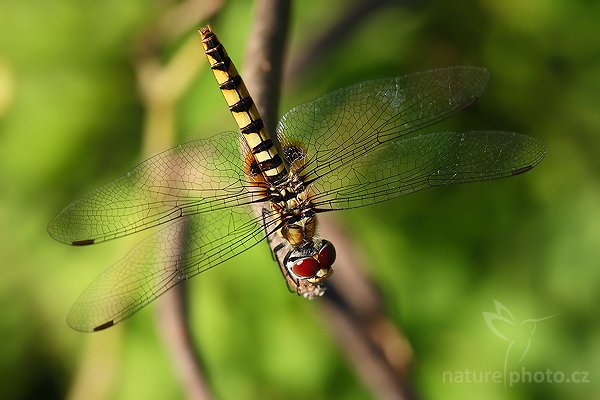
top-left (48, 131), bottom-right (260, 245)
top-left (277, 66), bottom-right (489, 181)
top-left (309, 131), bottom-right (546, 211)
top-left (67, 205), bottom-right (282, 332)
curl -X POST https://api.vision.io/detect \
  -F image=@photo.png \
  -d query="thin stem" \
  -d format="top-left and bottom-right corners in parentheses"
top-left (135, 4), bottom-right (223, 399)
top-left (244, 0), bottom-right (291, 137)
top-left (244, 1), bottom-right (415, 399)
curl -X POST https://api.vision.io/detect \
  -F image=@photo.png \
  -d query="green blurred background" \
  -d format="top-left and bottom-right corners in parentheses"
top-left (1, 0), bottom-right (599, 399)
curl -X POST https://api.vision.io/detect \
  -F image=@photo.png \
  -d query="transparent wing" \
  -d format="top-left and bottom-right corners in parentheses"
top-left (277, 66), bottom-right (489, 181)
top-left (48, 131), bottom-right (261, 245)
top-left (309, 131), bottom-right (546, 211)
top-left (67, 205), bottom-right (282, 332)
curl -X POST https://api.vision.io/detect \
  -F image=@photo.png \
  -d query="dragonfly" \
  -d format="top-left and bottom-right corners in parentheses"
top-left (48, 26), bottom-right (546, 332)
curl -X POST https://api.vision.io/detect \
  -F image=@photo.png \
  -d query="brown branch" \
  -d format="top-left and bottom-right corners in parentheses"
top-left (244, 1), bottom-right (415, 399)
top-left (284, 0), bottom-right (395, 87)
top-left (320, 215), bottom-right (415, 400)
top-left (154, 238), bottom-right (213, 400)
top-left (243, 0), bottom-right (290, 137)
top-left (134, 3), bottom-right (225, 399)
top-left (67, 4), bottom-right (224, 399)
top-left (139, 49), bottom-right (214, 400)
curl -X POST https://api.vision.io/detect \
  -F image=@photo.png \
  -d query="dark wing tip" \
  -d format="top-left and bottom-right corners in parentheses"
top-left (93, 320), bottom-right (115, 332)
top-left (461, 95), bottom-right (479, 110)
top-left (511, 165), bottom-right (534, 176)
top-left (72, 239), bottom-right (95, 246)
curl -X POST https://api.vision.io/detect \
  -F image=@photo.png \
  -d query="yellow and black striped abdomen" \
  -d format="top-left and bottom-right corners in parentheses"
top-left (199, 26), bottom-right (287, 184)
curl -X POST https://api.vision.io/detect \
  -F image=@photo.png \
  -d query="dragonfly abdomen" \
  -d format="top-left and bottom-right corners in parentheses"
top-left (199, 26), bottom-right (287, 185)
top-left (200, 26), bottom-right (334, 295)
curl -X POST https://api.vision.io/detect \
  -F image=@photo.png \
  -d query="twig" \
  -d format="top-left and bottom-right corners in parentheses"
top-left (243, 0), bottom-right (291, 137)
top-left (134, 4), bottom-right (224, 399)
top-left (66, 6), bottom-right (221, 399)
top-left (320, 215), bottom-right (415, 400)
top-left (244, 1), bottom-right (415, 399)
top-left (284, 0), bottom-right (395, 87)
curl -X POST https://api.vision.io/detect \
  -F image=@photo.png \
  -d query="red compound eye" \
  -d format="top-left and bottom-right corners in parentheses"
top-left (291, 257), bottom-right (320, 278)
top-left (318, 240), bottom-right (336, 267)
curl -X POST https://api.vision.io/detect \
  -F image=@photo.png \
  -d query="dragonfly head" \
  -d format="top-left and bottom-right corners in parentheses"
top-left (284, 239), bottom-right (336, 283)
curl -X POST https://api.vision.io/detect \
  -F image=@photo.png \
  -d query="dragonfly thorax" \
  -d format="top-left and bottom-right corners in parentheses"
top-left (268, 173), bottom-right (336, 284)
top-left (268, 173), bottom-right (316, 246)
